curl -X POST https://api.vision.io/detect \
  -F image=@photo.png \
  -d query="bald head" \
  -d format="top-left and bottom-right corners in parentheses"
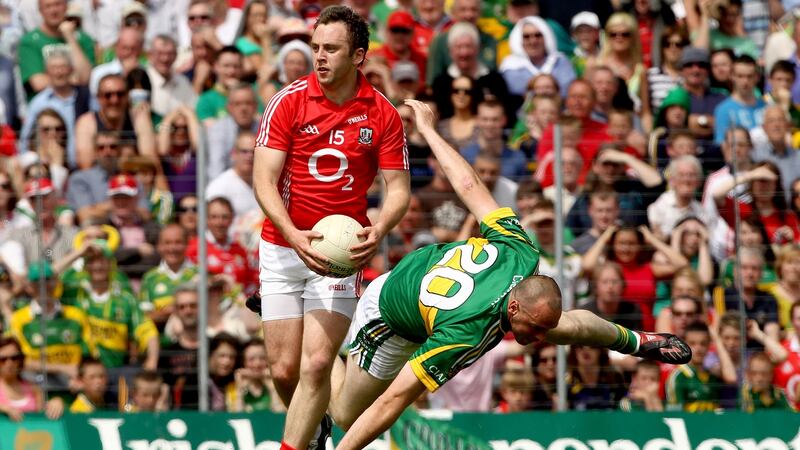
top-left (512, 275), bottom-right (562, 311)
top-left (507, 275), bottom-right (562, 345)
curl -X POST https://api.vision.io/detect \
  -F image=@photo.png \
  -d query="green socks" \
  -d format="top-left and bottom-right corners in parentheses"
top-left (609, 324), bottom-right (641, 354)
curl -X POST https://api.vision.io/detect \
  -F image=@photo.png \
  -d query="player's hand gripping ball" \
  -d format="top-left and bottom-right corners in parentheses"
top-left (311, 215), bottom-right (366, 277)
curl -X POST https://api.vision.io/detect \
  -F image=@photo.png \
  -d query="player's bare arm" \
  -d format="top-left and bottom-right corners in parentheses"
top-left (253, 145), bottom-right (330, 275)
top-left (335, 364), bottom-right (426, 450)
top-left (405, 99), bottom-right (499, 221)
top-left (349, 169), bottom-right (410, 267)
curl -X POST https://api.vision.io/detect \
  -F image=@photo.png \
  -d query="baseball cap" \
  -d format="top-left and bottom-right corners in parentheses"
top-left (276, 18), bottom-right (311, 44)
top-left (27, 261), bottom-right (55, 282)
top-left (387, 11), bottom-right (415, 31)
top-left (24, 178), bottom-right (55, 197)
top-left (66, 2), bottom-right (82, 19)
top-left (107, 174), bottom-right (139, 197)
top-left (571, 11), bottom-right (600, 30)
top-left (122, 1), bottom-right (147, 18)
top-left (680, 47), bottom-right (710, 68)
top-left (392, 61), bottom-right (420, 83)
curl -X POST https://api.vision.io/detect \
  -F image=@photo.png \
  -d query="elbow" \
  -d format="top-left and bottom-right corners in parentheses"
top-left (457, 173), bottom-right (483, 196)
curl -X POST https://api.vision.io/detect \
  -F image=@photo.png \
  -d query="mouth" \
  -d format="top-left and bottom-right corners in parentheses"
top-left (317, 67), bottom-right (330, 75)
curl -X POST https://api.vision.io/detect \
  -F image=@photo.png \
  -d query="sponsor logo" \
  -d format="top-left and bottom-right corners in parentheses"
top-left (299, 123), bottom-right (319, 135)
top-left (329, 284), bottom-right (347, 291)
top-left (347, 114), bottom-right (367, 124)
top-left (358, 127), bottom-right (373, 145)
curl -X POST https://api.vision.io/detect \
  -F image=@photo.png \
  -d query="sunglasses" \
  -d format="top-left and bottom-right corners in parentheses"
top-left (125, 16), bottom-right (145, 27)
top-left (523, 32), bottom-right (543, 39)
top-left (38, 125), bottom-right (66, 133)
top-left (608, 31), bottom-right (631, 39)
top-left (100, 90), bottom-right (126, 100)
top-left (665, 40), bottom-right (686, 49)
top-left (389, 27), bottom-right (412, 34)
top-left (539, 356), bottom-right (556, 363)
top-left (684, 62), bottom-right (708, 69)
top-left (178, 205), bottom-right (198, 213)
top-left (189, 14), bottom-right (211, 21)
top-left (0, 182), bottom-right (11, 191)
top-left (0, 353), bottom-right (24, 363)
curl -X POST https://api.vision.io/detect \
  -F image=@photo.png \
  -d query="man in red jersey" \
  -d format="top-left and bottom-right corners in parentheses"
top-left (252, 6), bottom-right (410, 450)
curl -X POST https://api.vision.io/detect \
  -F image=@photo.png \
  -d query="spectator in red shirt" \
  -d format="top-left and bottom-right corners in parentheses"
top-left (410, 0), bottom-right (449, 57)
top-left (186, 197), bottom-right (256, 290)
top-left (535, 79), bottom-right (612, 187)
top-left (370, 11), bottom-right (426, 84)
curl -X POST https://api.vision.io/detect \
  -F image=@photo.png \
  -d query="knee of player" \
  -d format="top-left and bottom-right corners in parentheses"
top-left (270, 360), bottom-right (300, 386)
top-left (329, 409), bottom-right (356, 431)
top-left (299, 352), bottom-right (337, 382)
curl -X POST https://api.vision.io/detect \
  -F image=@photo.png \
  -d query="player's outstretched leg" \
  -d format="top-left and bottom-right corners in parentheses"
top-left (545, 310), bottom-right (691, 364)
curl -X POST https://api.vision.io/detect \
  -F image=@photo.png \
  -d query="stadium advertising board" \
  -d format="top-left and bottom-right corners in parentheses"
top-left (1, 411), bottom-right (799, 450)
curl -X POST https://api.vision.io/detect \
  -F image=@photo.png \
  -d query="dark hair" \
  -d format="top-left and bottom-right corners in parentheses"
top-left (741, 215), bottom-right (777, 265)
top-left (34, 108), bottom-right (68, 149)
top-left (606, 225), bottom-right (652, 265)
top-left (79, 356), bottom-right (105, 377)
top-left (0, 337), bottom-right (24, 379)
top-left (516, 179), bottom-right (543, 201)
top-left (791, 300), bottom-right (800, 323)
top-left (208, 196), bottom-right (234, 214)
top-left (770, 60), bottom-right (796, 79)
top-left (567, 345), bottom-right (625, 390)
top-left (315, 6), bottom-right (370, 56)
top-left (216, 45), bottom-right (243, 61)
top-left (667, 129), bottom-right (695, 147)
top-left (239, 0), bottom-right (270, 37)
top-left (733, 54), bottom-right (757, 68)
top-left (126, 67), bottom-right (152, 91)
top-left (635, 359), bottom-right (660, 373)
top-left (750, 161), bottom-right (789, 226)
top-left (588, 189), bottom-right (619, 207)
top-left (209, 332), bottom-right (240, 356)
top-left (685, 320), bottom-right (710, 335)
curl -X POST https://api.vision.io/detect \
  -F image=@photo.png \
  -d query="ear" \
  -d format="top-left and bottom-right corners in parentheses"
top-left (507, 298), bottom-right (519, 317)
top-left (353, 47), bottom-right (366, 66)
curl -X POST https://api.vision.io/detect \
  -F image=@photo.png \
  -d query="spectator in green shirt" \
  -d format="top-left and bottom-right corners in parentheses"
top-left (741, 352), bottom-right (792, 412)
top-left (196, 46), bottom-right (244, 127)
top-left (18, 0), bottom-right (95, 97)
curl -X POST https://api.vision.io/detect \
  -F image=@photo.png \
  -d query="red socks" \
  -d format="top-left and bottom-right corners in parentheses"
top-left (280, 443), bottom-right (298, 450)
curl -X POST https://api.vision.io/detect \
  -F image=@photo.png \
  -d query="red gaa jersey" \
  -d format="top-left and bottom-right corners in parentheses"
top-left (255, 72), bottom-right (409, 247)
top-left (186, 235), bottom-right (258, 290)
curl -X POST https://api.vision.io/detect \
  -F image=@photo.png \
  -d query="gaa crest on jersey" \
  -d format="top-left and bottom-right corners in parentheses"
top-left (358, 127), bottom-right (373, 145)
top-left (62, 329), bottom-right (74, 344)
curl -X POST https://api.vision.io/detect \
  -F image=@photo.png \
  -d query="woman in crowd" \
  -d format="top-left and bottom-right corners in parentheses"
top-left (765, 246), bottom-right (800, 330)
top-left (175, 194), bottom-right (199, 240)
top-left (646, 26), bottom-right (688, 113)
top-left (0, 168), bottom-right (17, 243)
top-left (592, 13), bottom-right (649, 127)
top-left (500, 16), bottom-right (576, 96)
top-left (626, 0), bottom-right (677, 68)
top-left (231, 339), bottom-right (282, 412)
top-left (260, 39), bottom-right (312, 103)
top-left (235, 0), bottom-right (273, 81)
top-left (208, 333), bottom-right (239, 412)
top-left (530, 343), bottom-right (557, 411)
top-left (583, 224), bottom-right (689, 330)
top-left (718, 215), bottom-right (778, 288)
top-left (0, 337), bottom-right (64, 421)
top-left (655, 268), bottom-right (707, 332)
top-left (436, 76), bottom-right (478, 150)
top-left (158, 106), bottom-right (202, 202)
top-left (23, 109), bottom-right (69, 193)
top-left (709, 48), bottom-right (735, 94)
top-left (566, 345), bottom-right (626, 410)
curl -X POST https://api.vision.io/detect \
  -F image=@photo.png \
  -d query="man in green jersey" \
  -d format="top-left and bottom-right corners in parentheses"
top-left (327, 100), bottom-right (692, 450)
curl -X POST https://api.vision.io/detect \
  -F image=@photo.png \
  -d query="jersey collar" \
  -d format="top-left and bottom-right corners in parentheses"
top-left (307, 71), bottom-right (375, 102)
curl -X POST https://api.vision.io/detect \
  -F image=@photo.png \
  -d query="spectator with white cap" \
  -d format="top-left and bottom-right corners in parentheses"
top-left (371, 11), bottom-right (427, 85)
top-left (500, 16), bottom-right (576, 97)
top-left (391, 61), bottom-right (422, 98)
top-left (569, 11), bottom-right (601, 78)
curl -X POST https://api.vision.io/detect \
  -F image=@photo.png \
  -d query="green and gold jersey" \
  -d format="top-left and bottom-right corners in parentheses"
top-left (379, 208), bottom-right (540, 391)
top-left (740, 384), bottom-right (792, 412)
top-left (9, 302), bottom-right (93, 366)
top-left (59, 268), bottom-right (132, 306)
top-left (666, 364), bottom-right (722, 412)
top-left (73, 282), bottom-right (158, 368)
top-left (140, 262), bottom-right (198, 313)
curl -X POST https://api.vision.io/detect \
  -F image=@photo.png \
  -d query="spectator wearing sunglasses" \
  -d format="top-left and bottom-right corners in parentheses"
top-left (75, 73), bottom-right (157, 170)
top-left (0, 336), bottom-right (66, 421)
top-left (175, 195), bottom-right (199, 240)
top-left (67, 131), bottom-right (125, 224)
top-left (89, 27), bottom-right (145, 111)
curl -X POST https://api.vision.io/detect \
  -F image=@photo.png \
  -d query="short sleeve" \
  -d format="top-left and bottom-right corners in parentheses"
top-left (377, 105), bottom-right (408, 171)
top-left (195, 94), bottom-right (215, 120)
top-left (409, 321), bottom-right (504, 392)
top-left (255, 82), bottom-right (300, 151)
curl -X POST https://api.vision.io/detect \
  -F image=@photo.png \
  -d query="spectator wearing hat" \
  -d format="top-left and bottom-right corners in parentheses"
top-left (656, 49), bottom-right (721, 145)
top-left (207, 84), bottom-right (259, 180)
top-left (206, 130), bottom-right (259, 221)
top-left (569, 12), bottom-right (601, 78)
top-left (140, 224), bottom-right (198, 330)
top-left (100, 174), bottom-right (161, 280)
top-left (113, 2), bottom-right (149, 54)
top-left (425, 0), bottom-right (498, 86)
top-left (19, 48), bottom-right (91, 167)
top-left (9, 261), bottom-right (94, 396)
top-left (0, 179), bottom-right (78, 279)
top-left (120, 156), bottom-right (173, 226)
top-left (391, 61), bottom-right (422, 98)
top-left (537, 0), bottom-right (613, 36)
top-left (500, 16), bottom-right (576, 97)
top-left (18, 0), bottom-right (95, 97)
top-left (147, 35), bottom-right (197, 118)
top-left (55, 236), bottom-right (159, 371)
top-left (259, 38), bottom-right (312, 104)
top-left (370, 11), bottom-right (427, 84)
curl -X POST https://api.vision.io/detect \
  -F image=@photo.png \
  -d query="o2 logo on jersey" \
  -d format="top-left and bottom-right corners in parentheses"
top-left (308, 148), bottom-right (354, 190)
top-left (419, 242), bottom-right (498, 310)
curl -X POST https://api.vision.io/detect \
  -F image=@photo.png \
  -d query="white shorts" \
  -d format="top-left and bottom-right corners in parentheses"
top-left (345, 273), bottom-right (419, 380)
top-left (259, 240), bottom-right (360, 321)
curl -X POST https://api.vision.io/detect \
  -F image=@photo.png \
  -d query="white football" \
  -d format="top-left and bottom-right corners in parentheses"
top-left (311, 214), bottom-right (365, 278)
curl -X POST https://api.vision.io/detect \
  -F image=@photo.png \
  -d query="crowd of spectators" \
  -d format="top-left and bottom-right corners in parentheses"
top-left (1, 0), bottom-right (800, 420)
